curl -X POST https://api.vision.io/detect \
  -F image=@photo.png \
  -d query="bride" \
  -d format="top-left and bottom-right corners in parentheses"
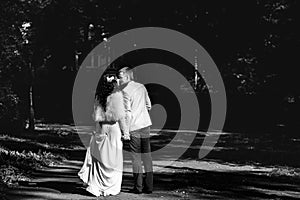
top-left (78, 74), bottom-right (130, 197)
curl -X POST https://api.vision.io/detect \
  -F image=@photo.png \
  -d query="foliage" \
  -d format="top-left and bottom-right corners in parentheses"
top-left (0, 0), bottom-right (299, 131)
top-left (0, 0), bottom-right (52, 80)
top-left (0, 145), bottom-right (64, 185)
top-left (0, 0), bottom-right (54, 128)
top-left (0, 165), bottom-right (29, 186)
top-left (0, 86), bottom-right (23, 131)
top-left (270, 167), bottom-right (300, 178)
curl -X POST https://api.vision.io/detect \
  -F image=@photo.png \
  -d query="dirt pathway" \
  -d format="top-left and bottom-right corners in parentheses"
top-left (3, 158), bottom-right (300, 200)
top-left (2, 125), bottom-right (300, 199)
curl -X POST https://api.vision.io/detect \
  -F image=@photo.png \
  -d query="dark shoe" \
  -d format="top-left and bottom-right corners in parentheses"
top-left (130, 188), bottom-right (142, 194)
top-left (143, 189), bottom-right (152, 194)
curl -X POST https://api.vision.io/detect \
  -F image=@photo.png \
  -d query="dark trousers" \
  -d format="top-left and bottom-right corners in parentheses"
top-left (129, 126), bottom-right (153, 192)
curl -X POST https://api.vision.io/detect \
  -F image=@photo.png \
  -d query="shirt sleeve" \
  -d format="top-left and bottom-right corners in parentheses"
top-left (144, 86), bottom-right (152, 110)
top-left (118, 91), bottom-right (131, 136)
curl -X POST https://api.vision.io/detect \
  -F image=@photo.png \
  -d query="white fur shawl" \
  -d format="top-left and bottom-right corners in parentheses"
top-left (93, 91), bottom-right (124, 122)
top-left (93, 90), bottom-right (131, 134)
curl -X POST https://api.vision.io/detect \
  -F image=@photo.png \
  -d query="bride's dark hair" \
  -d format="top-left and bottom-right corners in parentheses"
top-left (95, 76), bottom-right (116, 111)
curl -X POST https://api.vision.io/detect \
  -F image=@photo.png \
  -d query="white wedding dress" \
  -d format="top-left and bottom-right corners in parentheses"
top-left (78, 90), bottom-right (130, 196)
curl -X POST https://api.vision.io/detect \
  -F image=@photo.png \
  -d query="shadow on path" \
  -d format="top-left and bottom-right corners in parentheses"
top-left (2, 158), bottom-right (300, 200)
top-left (2, 126), bottom-right (300, 199)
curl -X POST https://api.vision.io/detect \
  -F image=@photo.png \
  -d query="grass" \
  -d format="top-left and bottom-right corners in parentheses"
top-left (0, 124), bottom-right (82, 186)
top-left (0, 145), bottom-right (65, 186)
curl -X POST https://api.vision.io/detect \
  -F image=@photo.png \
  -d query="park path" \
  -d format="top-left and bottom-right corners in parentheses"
top-left (0, 159), bottom-right (274, 200)
top-left (2, 125), bottom-right (300, 199)
top-left (4, 157), bottom-right (300, 200)
top-left (3, 159), bottom-right (185, 200)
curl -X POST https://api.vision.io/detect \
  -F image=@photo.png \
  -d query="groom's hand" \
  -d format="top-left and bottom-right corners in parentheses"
top-left (122, 133), bottom-right (131, 141)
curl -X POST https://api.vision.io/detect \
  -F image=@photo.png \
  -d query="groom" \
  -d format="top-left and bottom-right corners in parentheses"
top-left (118, 66), bottom-right (153, 194)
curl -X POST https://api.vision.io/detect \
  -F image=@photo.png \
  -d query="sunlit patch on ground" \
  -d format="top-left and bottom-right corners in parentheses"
top-left (1, 124), bottom-right (300, 199)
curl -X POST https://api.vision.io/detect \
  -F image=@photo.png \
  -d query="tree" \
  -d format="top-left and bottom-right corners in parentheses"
top-left (0, 0), bottom-right (53, 130)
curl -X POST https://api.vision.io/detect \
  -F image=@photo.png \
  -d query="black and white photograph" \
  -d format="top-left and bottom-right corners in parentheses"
top-left (0, 0), bottom-right (300, 199)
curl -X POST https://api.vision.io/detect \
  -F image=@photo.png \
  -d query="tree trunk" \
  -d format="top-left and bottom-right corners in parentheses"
top-left (28, 62), bottom-right (35, 131)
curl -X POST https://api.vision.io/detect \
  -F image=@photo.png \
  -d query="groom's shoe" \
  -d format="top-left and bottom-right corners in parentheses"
top-left (130, 188), bottom-right (142, 194)
top-left (142, 189), bottom-right (152, 194)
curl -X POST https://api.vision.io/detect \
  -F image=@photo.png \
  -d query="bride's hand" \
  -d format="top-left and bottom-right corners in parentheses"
top-left (122, 133), bottom-right (131, 141)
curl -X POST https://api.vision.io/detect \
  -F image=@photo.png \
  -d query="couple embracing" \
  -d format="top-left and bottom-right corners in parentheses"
top-left (78, 66), bottom-right (153, 196)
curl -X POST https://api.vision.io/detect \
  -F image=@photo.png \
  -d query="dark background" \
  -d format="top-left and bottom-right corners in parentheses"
top-left (0, 0), bottom-right (299, 134)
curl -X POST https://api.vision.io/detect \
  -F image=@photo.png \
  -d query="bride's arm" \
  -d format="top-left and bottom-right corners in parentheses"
top-left (92, 99), bottom-right (106, 122)
top-left (103, 91), bottom-right (131, 139)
